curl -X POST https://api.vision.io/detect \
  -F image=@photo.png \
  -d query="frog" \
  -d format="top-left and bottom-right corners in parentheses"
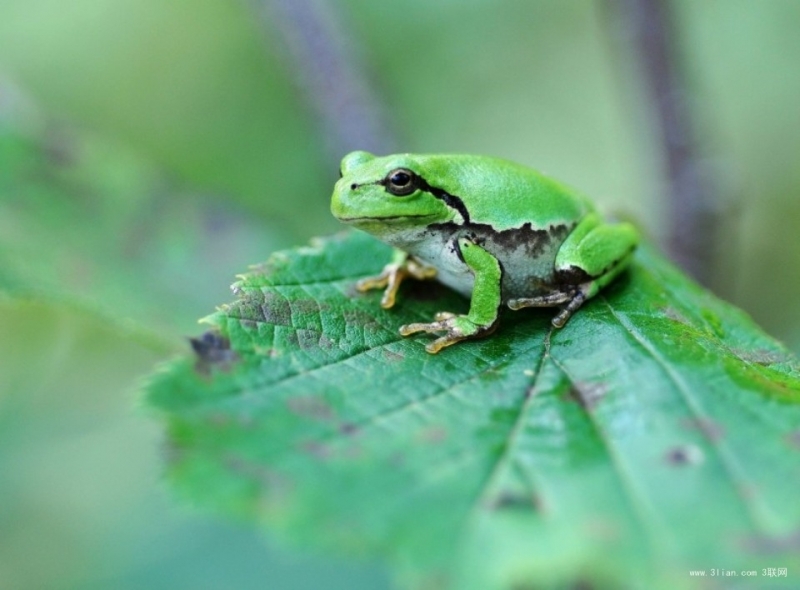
top-left (331, 151), bottom-right (639, 354)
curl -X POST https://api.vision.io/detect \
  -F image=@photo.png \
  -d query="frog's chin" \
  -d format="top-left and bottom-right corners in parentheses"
top-left (339, 214), bottom-right (440, 232)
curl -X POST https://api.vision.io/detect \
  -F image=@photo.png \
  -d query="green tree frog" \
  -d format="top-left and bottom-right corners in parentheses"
top-left (331, 151), bottom-right (638, 354)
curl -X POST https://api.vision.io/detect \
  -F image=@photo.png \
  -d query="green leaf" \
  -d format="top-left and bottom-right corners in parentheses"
top-left (146, 231), bottom-right (800, 589)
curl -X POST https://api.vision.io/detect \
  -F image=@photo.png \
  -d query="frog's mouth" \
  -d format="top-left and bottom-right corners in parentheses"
top-left (338, 214), bottom-right (441, 224)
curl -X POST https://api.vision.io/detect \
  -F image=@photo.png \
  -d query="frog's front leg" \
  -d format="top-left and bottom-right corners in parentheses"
top-left (400, 237), bottom-right (501, 354)
top-left (508, 213), bottom-right (638, 328)
top-left (357, 249), bottom-right (437, 309)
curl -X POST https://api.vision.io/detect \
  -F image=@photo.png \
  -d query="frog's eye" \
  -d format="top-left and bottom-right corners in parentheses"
top-left (384, 168), bottom-right (417, 196)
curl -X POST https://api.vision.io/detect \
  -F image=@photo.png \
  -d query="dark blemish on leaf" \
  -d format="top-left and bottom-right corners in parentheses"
top-left (339, 422), bottom-right (359, 436)
top-left (224, 455), bottom-right (293, 493)
top-left (417, 426), bottom-right (448, 444)
top-left (382, 348), bottom-right (405, 362)
top-left (190, 331), bottom-right (238, 374)
top-left (566, 382), bottom-right (606, 411)
top-left (732, 347), bottom-right (792, 366)
top-left (663, 306), bottom-right (690, 324)
top-left (740, 529), bottom-right (800, 554)
top-left (317, 333), bottom-right (335, 350)
top-left (293, 298), bottom-right (329, 315)
top-left (162, 440), bottom-right (187, 464)
top-left (665, 444), bottom-right (704, 466)
top-left (491, 491), bottom-right (542, 512)
top-left (785, 430), bottom-right (800, 450)
top-left (296, 328), bottom-right (326, 350)
top-left (287, 396), bottom-right (334, 421)
top-left (343, 308), bottom-right (380, 329)
top-left (206, 413), bottom-right (232, 428)
top-left (681, 418), bottom-right (725, 443)
top-left (585, 517), bottom-right (620, 542)
top-left (258, 292), bottom-right (293, 326)
top-left (300, 440), bottom-right (331, 460)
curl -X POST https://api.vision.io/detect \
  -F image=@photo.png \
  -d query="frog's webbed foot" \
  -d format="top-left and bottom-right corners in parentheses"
top-left (507, 284), bottom-right (591, 329)
top-left (356, 256), bottom-right (437, 309)
top-left (400, 312), bottom-right (497, 354)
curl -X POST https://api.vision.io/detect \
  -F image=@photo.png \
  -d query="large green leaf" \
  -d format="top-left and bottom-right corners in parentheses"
top-left (146, 231), bottom-right (800, 589)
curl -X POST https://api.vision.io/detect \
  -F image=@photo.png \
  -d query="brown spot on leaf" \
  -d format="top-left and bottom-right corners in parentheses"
top-left (224, 454), bottom-right (293, 492)
top-left (300, 440), bottom-right (331, 460)
top-left (286, 396), bottom-right (334, 421)
top-left (339, 422), bottom-right (359, 436)
top-left (682, 418), bottom-right (725, 442)
top-left (417, 426), bottom-right (448, 444)
top-left (190, 331), bottom-right (238, 374)
top-left (382, 348), bottom-right (405, 362)
top-left (741, 529), bottom-right (800, 554)
top-left (785, 430), bottom-right (800, 450)
top-left (343, 308), bottom-right (380, 329)
top-left (665, 444), bottom-right (704, 466)
top-left (566, 382), bottom-right (606, 411)
top-left (294, 298), bottom-right (331, 315)
top-left (663, 306), bottom-right (690, 324)
top-left (317, 333), bottom-right (336, 350)
top-left (258, 292), bottom-right (293, 326)
top-left (296, 328), bottom-right (326, 350)
top-left (584, 517), bottom-right (620, 541)
top-left (732, 348), bottom-right (792, 366)
top-left (491, 491), bottom-right (542, 512)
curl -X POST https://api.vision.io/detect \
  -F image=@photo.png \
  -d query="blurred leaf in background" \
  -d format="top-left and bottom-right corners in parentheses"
top-left (1, 0), bottom-right (800, 588)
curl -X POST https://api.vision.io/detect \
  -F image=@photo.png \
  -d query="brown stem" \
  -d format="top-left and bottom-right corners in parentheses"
top-left (610, 0), bottom-right (718, 283)
top-left (252, 0), bottom-right (397, 159)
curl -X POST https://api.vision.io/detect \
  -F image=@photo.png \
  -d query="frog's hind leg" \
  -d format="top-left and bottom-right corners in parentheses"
top-left (510, 213), bottom-right (637, 328)
top-left (551, 212), bottom-right (637, 326)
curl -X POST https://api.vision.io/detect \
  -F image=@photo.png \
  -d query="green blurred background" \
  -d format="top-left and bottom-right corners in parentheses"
top-left (1, 1), bottom-right (798, 588)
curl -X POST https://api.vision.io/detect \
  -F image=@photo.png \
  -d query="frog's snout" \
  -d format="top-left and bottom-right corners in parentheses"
top-left (330, 178), bottom-right (352, 220)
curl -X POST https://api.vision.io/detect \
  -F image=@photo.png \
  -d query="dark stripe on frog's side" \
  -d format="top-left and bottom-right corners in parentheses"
top-left (406, 173), bottom-right (574, 257)
top-left (373, 172), bottom-right (473, 224)
top-left (429, 221), bottom-right (573, 259)
top-left (414, 176), bottom-right (472, 224)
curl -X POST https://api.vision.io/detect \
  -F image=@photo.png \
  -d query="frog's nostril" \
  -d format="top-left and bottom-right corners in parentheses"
top-left (350, 183), bottom-right (358, 190)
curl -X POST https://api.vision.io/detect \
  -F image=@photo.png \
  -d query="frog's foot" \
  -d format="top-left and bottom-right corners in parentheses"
top-left (508, 284), bottom-right (593, 328)
top-left (551, 288), bottom-right (588, 328)
top-left (356, 258), bottom-right (437, 309)
top-left (399, 313), bottom-right (497, 354)
top-left (507, 292), bottom-right (573, 310)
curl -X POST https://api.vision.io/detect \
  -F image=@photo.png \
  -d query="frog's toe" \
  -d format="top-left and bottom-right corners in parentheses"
top-left (551, 287), bottom-right (589, 328)
top-left (508, 292), bottom-right (572, 310)
top-left (425, 333), bottom-right (469, 354)
top-left (356, 274), bottom-right (389, 292)
top-left (400, 315), bottom-right (495, 353)
top-left (399, 320), bottom-right (447, 336)
top-left (434, 311), bottom-right (457, 321)
top-left (400, 319), bottom-right (471, 353)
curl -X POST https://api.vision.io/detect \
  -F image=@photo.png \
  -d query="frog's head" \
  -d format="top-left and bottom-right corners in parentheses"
top-left (331, 151), bottom-right (456, 237)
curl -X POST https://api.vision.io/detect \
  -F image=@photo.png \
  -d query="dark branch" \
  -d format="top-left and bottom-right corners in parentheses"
top-left (252, 0), bottom-right (397, 159)
top-left (609, 0), bottom-right (719, 284)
